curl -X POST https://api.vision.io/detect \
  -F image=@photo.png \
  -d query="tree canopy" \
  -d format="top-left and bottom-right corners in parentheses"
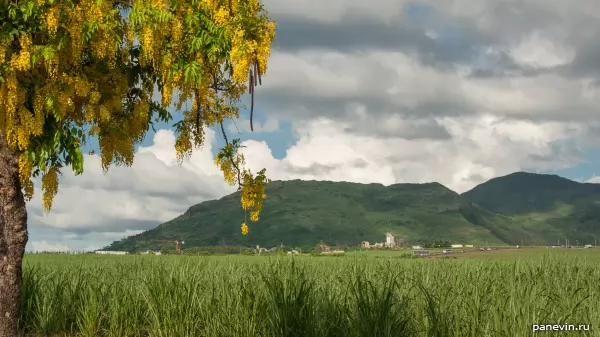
top-left (0, 0), bottom-right (276, 233)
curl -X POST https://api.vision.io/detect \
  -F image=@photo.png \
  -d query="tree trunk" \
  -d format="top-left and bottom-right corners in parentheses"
top-left (0, 132), bottom-right (28, 337)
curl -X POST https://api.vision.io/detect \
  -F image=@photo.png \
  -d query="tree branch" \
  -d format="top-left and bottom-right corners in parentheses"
top-left (219, 121), bottom-right (244, 189)
top-left (249, 68), bottom-right (254, 132)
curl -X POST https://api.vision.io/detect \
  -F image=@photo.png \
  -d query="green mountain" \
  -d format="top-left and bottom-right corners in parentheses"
top-left (105, 180), bottom-right (508, 252)
top-left (461, 172), bottom-right (600, 245)
top-left (105, 172), bottom-right (600, 252)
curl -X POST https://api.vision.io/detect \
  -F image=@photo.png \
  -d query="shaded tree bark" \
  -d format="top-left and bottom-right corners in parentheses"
top-left (0, 132), bottom-right (28, 337)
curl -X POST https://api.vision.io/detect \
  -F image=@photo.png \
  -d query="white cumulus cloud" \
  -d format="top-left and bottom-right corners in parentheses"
top-left (26, 128), bottom-right (236, 251)
top-left (28, 241), bottom-right (71, 253)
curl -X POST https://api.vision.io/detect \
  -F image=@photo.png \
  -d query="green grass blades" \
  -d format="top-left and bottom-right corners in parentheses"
top-left (18, 252), bottom-right (600, 337)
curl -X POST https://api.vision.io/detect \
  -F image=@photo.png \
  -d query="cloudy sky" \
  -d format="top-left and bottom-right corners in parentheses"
top-left (27, 0), bottom-right (600, 252)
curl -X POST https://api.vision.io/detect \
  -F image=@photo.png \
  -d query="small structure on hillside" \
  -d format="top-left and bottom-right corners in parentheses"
top-left (385, 233), bottom-right (396, 247)
top-left (317, 244), bottom-right (331, 253)
top-left (451, 244), bottom-right (464, 248)
top-left (412, 245), bottom-right (423, 250)
top-left (255, 245), bottom-right (268, 254)
top-left (362, 233), bottom-right (404, 249)
top-left (396, 236), bottom-right (407, 247)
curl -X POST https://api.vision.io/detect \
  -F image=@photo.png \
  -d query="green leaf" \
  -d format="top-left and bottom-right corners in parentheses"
top-left (53, 131), bottom-right (61, 148)
top-left (73, 148), bottom-right (84, 175)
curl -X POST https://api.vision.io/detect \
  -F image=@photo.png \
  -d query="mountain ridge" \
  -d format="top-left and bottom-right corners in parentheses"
top-left (104, 172), bottom-right (600, 251)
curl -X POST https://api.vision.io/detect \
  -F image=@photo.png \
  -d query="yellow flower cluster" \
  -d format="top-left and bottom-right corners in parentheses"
top-left (86, 1), bottom-right (105, 23)
top-left (0, 0), bottom-right (275, 214)
top-left (175, 129), bottom-right (193, 163)
top-left (18, 155), bottom-right (34, 200)
top-left (56, 92), bottom-right (74, 119)
top-left (258, 21), bottom-right (276, 73)
top-left (72, 76), bottom-right (92, 98)
top-left (241, 222), bottom-right (249, 235)
top-left (229, 11), bottom-right (276, 83)
top-left (32, 93), bottom-right (46, 133)
top-left (0, 70), bottom-right (39, 151)
top-left (45, 55), bottom-right (58, 78)
top-left (141, 27), bottom-right (154, 61)
top-left (149, 0), bottom-right (166, 10)
top-left (0, 41), bottom-right (7, 67)
top-left (126, 29), bottom-right (136, 48)
top-left (4, 72), bottom-right (18, 118)
top-left (91, 31), bottom-right (110, 60)
top-left (240, 171), bottom-right (267, 222)
top-left (132, 99), bottom-right (150, 132)
top-left (214, 156), bottom-right (238, 185)
top-left (214, 8), bottom-right (230, 25)
top-left (162, 80), bottom-right (174, 108)
top-left (98, 137), bottom-right (115, 171)
top-left (171, 18), bottom-right (183, 43)
top-left (41, 167), bottom-right (59, 212)
top-left (89, 91), bottom-right (101, 105)
top-left (10, 36), bottom-right (32, 71)
top-left (14, 106), bottom-right (44, 150)
top-left (201, 0), bottom-right (217, 10)
top-left (45, 7), bottom-right (60, 36)
top-left (99, 106), bottom-right (111, 122)
top-left (98, 133), bottom-right (136, 171)
top-left (66, 5), bottom-right (84, 64)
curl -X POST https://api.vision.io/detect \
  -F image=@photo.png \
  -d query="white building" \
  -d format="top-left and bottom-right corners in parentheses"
top-left (322, 250), bottom-right (345, 255)
top-left (412, 245), bottom-right (423, 250)
top-left (385, 233), bottom-right (396, 247)
top-left (95, 250), bottom-right (128, 255)
top-left (451, 244), bottom-right (464, 248)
